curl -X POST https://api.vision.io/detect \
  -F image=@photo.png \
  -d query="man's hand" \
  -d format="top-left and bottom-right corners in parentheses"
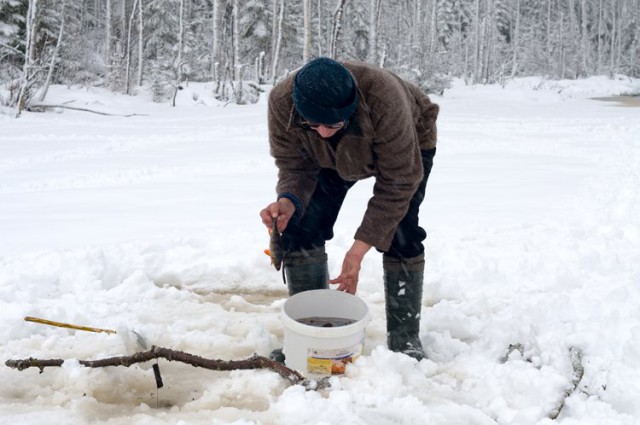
top-left (260, 198), bottom-right (296, 232)
top-left (329, 240), bottom-right (372, 294)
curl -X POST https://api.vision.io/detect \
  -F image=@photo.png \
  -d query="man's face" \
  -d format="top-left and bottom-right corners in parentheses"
top-left (301, 120), bottom-right (346, 139)
top-left (313, 124), bottom-right (343, 138)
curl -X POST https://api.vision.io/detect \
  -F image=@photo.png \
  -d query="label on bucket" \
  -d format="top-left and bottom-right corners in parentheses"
top-left (306, 342), bottom-right (363, 375)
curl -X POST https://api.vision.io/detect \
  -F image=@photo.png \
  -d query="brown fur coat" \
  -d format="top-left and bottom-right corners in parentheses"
top-left (268, 61), bottom-right (439, 251)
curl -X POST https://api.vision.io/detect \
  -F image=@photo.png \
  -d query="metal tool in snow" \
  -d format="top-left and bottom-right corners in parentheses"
top-left (24, 316), bottom-right (148, 348)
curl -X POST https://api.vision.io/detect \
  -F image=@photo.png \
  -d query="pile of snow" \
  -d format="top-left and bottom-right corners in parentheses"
top-left (1, 75), bottom-right (639, 424)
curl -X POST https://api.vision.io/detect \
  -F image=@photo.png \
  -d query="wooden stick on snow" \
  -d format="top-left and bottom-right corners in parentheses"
top-left (5, 346), bottom-right (313, 388)
top-left (24, 316), bottom-right (117, 335)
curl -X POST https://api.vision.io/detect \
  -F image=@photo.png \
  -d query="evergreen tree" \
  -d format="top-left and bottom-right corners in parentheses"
top-left (0, 0), bottom-right (29, 83)
top-left (3, 0), bottom-right (640, 110)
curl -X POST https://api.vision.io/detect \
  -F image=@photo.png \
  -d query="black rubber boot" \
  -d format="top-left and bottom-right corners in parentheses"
top-left (270, 246), bottom-right (329, 363)
top-left (383, 254), bottom-right (427, 361)
top-left (284, 246), bottom-right (329, 296)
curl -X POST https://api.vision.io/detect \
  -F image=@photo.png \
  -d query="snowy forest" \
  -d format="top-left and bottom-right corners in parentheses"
top-left (1, 0), bottom-right (640, 113)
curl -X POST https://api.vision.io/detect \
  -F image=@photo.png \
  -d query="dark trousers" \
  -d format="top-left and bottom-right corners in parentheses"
top-left (282, 148), bottom-right (435, 259)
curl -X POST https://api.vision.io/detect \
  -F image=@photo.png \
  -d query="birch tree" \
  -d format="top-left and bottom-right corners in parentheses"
top-left (511, 0), bottom-right (520, 77)
top-left (137, 0), bottom-right (143, 86)
top-left (330, 0), bottom-right (347, 59)
top-left (547, 0), bottom-right (553, 74)
top-left (232, 0), bottom-right (240, 80)
top-left (368, 0), bottom-right (382, 63)
top-left (316, 0), bottom-right (324, 56)
top-left (176, 0), bottom-right (184, 83)
top-left (428, 0), bottom-right (438, 57)
top-left (633, 0), bottom-right (640, 75)
top-left (15, 0), bottom-right (37, 116)
top-left (105, 0), bottom-right (113, 84)
top-left (271, 0), bottom-right (284, 82)
top-left (609, 0), bottom-right (617, 76)
top-left (302, 0), bottom-right (311, 62)
top-left (560, 10), bottom-right (566, 77)
top-left (473, 0), bottom-right (481, 81)
top-left (212, 0), bottom-right (220, 80)
top-left (580, 0), bottom-right (589, 75)
top-left (124, 0), bottom-right (138, 94)
top-left (39, 0), bottom-right (67, 101)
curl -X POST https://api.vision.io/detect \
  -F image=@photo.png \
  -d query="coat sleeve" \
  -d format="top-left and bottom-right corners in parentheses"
top-left (353, 88), bottom-right (425, 252)
top-left (268, 90), bottom-right (319, 216)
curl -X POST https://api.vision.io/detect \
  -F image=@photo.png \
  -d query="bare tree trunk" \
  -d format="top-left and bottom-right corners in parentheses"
top-left (121, 0), bottom-right (127, 51)
top-left (580, 0), bottom-right (589, 75)
top-left (330, 0), bottom-right (348, 59)
top-left (303, 0), bottom-right (311, 62)
top-left (378, 43), bottom-right (387, 67)
top-left (137, 0), bottom-right (143, 86)
top-left (511, 0), bottom-right (520, 77)
top-left (482, 0), bottom-right (494, 83)
top-left (429, 0), bottom-right (437, 55)
top-left (547, 0), bottom-right (552, 75)
top-left (316, 0), bottom-right (324, 56)
top-left (80, 0), bottom-right (87, 32)
top-left (124, 0), bottom-right (139, 94)
top-left (232, 0), bottom-right (240, 80)
top-left (568, 0), bottom-right (580, 77)
top-left (633, 0), bottom-right (640, 75)
top-left (39, 0), bottom-right (67, 102)
top-left (270, 0), bottom-right (277, 71)
top-left (177, 0), bottom-right (184, 83)
top-left (610, 0), bottom-right (616, 76)
top-left (212, 0), bottom-right (220, 80)
top-left (616, 0), bottom-right (625, 75)
top-left (414, 0), bottom-right (423, 48)
top-left (473, 0), bottom-right (481, 82)
top-left (256, 50), bottom-right (266, 83)
top-left (560, 11), bottom-right (566, 78)
top-left (106, 0), bottom-right (113, 84)
top-left (271, 0), bottom-right (284, 83)
top-left (368, 0), bottom-right (382, 63)
top-left (16, 0), bottom-right (38, 117)
top-left (170, 0), bottom-right (185, 107)
top-left (596, 0), bottom-right (603, 73)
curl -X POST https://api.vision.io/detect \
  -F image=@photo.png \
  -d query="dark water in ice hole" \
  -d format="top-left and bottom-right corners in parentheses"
top-left (296, 316), bottom-right (357, 327)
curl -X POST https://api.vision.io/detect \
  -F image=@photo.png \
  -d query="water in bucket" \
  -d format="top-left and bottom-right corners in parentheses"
top-left (281, 289), bottom-right (371, 376)
top-left (296, 316), bottom-right (357, 327)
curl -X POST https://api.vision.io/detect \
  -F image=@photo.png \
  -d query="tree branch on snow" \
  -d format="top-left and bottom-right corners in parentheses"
top-left (27, 103), bottom-right (148, 117)
top-left (548, 347), bottom-right (585, 420)
top-left (5, 346), bottom-right (327, 390)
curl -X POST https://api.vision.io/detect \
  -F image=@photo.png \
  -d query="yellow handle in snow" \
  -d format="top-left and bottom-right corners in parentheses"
top-left (24, 316), bottom-right (117, 335)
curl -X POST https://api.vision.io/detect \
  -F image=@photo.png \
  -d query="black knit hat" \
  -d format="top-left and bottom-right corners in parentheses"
top-left (292, 57), bottom-right (359, 124)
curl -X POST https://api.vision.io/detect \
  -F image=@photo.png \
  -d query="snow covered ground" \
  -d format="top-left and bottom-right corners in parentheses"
top-left (0, 75), bottom-right (639, 425)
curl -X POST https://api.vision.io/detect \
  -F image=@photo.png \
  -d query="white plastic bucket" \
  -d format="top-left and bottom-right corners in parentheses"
top-left (282, 289), bottom-right (371, 376)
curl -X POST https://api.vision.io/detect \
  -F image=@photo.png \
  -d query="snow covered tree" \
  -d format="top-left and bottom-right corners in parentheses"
top-left (0, 0), bottom-right (28, 89)
top-left (239, 0), bottom-right (271, 80)
top-left (38, 0), bottom-right (67, 101)
top-left (4, 0), bottom-right (640, 111)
